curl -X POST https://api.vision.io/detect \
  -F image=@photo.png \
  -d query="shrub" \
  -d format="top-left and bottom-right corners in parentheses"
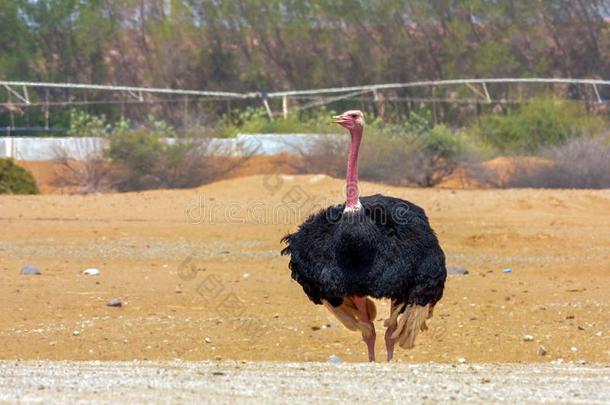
top-left (221, 107), bottom-right (337, 137)
top-left (359, 124), bottom-right (472, 187)
top-left (287, 110), bottom-right (477, 187)
top-left (0, 158), bottom-right (39, 194)
top-left (476, 97), bottom-right (604, 154)
top-left (67, 109), bottom-right (110, 137)
top-left (504, 136), bottom-right (610, 188)
top-left (53, 154), bottom-right (117, 194)
top-left (106, 130), bottom-right (252, 191)
top-left (281, 135), bottom-right (347, 177)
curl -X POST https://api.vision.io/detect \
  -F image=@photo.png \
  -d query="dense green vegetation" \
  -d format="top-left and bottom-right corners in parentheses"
top-left (1, 0), bottom-right (608, 129)
top-left (0, 158), bottom-right (39, 194)
top-left (476, 98), bottom-right (606, 154)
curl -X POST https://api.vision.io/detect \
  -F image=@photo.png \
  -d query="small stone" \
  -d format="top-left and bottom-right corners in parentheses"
top-left (570, 346), bottom-right (578, 352)
top-left (175, 286), bottom-right (182, 294)
top-left (447, 265), bottom-right (469, 276)
top-left (106, 298), bottom-right (122, 307)
top-left (523, 335), bottom-right (534, 342)
top-left (72, 331), bottom-right (80, 336)
top-left (457, 357), bottom-right (467, 363)
top-left (537, 345), bottom-right (547, 356)
top-left (242, 273), bottom-right (251, 279)
top-left (327, 355), bottom-right (342, 364)
top-left (83, 268), bottom-right (100, 276)
top-left (273, 313), bottom-right (280, 318)
top-left (214, 355), bottom-right (222, 361)
top-left (20, 265), bottom-right (41, 275)
top-left (204, 337), bottom-right (212, 344)
top-left (503, 268), bottom-right (513, 273)
top-left (595, 331), bottom-right (603, 337)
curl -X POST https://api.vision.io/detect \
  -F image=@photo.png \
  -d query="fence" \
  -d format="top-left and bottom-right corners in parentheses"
top-left (2, 77), bottom-right (608, 119)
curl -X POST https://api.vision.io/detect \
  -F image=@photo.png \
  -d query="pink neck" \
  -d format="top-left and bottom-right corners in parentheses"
top-left (345, 127), bottom-right (362, 208)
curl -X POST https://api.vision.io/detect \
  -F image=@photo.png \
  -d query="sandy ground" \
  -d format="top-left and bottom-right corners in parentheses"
top-left (0, 174), bottom-right (609, 365)
top-left (1, 361), bottom-right (609, 404)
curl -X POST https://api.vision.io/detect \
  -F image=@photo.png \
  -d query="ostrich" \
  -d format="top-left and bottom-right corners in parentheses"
top-left (281, 110), bottom-right (447, 362)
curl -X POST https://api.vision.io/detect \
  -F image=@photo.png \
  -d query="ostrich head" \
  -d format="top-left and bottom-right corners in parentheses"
top-left (333, 110), bottom-right (365, 131)
top-left (333, 110), bottom-right (365, 211)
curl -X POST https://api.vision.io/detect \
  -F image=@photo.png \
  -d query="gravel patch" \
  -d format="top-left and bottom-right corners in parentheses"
top-left (0, 361), bottom-right (608, 404)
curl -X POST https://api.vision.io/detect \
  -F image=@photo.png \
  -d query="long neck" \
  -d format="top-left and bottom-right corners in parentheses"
top-left (345, 127), bottom-right (362, 209)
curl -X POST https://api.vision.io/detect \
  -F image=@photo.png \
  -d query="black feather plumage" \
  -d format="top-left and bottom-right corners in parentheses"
top-left (281, 194), bottom-right (446, 309)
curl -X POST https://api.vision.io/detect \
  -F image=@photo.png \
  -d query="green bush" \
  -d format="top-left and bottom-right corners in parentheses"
top-left (476, 97), bottom-right (604, 154)
top-left (221, 107), bottom-right (337, 137)
top-left (105, 130), bottom-right (248, 191)
top-left (67, 109), bottom-right (110, 137)
top-left (360, 123), bottom-right (473, 186)
top-left (0, 158), bottom-right (39, 194)
top-left (292, 111), bottom-right (479, 187)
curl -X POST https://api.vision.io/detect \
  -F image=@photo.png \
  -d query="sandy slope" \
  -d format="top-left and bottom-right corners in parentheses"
top-left (0, 174), bottom-right (609, 363)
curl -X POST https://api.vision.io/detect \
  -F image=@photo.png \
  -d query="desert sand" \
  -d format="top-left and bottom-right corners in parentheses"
top-left (0, 174), bottom-right (609, 364)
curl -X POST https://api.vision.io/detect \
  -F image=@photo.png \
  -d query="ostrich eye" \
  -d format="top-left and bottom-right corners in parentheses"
top-left (350, 114), bottom-right (358, 118)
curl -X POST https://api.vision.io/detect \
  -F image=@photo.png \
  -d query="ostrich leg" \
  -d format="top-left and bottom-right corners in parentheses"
top-left (352, 296), bottom-right (376, 362)
top-left (385, 300), bottom-right (397, 361)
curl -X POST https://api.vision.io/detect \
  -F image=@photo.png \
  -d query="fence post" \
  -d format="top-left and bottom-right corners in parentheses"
top-left (282, 96), bottom-right (288, 119)
top-left (263, 97), bottom-right (274, 121)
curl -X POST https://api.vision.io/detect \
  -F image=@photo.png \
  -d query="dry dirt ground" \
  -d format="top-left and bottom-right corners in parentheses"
top-left (0, 174), bottom-right (609, 366)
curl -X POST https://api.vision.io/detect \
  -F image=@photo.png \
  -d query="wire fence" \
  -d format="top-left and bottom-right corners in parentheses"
top-left (1, 77), bottom-right (608, 133)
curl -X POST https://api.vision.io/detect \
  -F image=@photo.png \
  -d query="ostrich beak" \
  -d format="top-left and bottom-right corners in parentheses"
top-left (332, 115), bottom-right (346, 124)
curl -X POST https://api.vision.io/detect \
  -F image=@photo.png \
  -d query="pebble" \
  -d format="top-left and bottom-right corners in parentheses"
top-left (273, 314), bottom-right (280, 318)
top-left (447, 265), bottom-right (469, 276)
top-left (242, 273), bottom-right (251, 279)
top-left (204, 337), bottom-right (212, 344)
top-left (175, 286), bottom-right (182, 294)
top-left (20, 265), bottom-right (41, 275)
top-left (523, 335), bottom-right (534, 342)
top-left (106, 298), bottom-right (123, 307)
top-left (537, 345), bottom-right (547, 356)
top-left (570, 347), bottom-right (578, 352)
top-left (457, 358), bottom-right (467, 364)
top-left (503, 268), bottom-right (513, 273)
top-left (327, 355), bottom-right (342, 364)
top-left (83, 268), bottom-right (100, 276)
top-left (72, 331), bottom-right (80, 336)
top-left (595, 331), bottom-right (603, 337)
